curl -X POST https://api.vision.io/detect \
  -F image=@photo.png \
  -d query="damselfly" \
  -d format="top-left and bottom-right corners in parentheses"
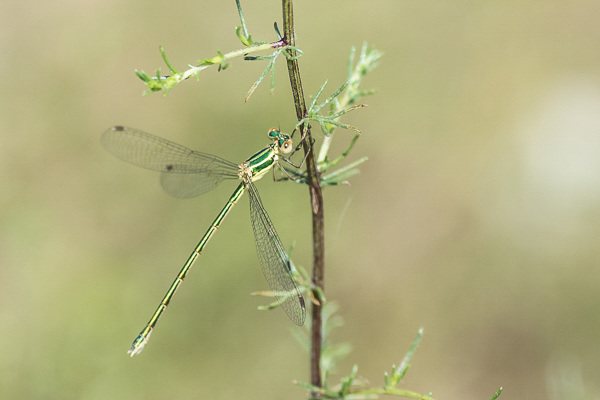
top-left (102, 126), bottom-right (306, 356)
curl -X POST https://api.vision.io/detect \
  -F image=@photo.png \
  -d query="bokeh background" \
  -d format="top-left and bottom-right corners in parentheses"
top-left (1, 1), bottom-right (599, 399)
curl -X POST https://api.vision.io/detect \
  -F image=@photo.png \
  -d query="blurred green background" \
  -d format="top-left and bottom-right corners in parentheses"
top-left (1, 1), bottom-right (599, 399)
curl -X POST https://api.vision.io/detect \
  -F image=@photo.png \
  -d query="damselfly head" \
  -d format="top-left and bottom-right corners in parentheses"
top-left (267, 127), bottom-right (293, 154)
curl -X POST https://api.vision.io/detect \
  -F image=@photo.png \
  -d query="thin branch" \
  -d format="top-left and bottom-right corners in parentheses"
top-left (282, 0), bottom-right (325, 396)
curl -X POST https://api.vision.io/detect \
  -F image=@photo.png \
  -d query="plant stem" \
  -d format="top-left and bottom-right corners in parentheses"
top-left (281, 0), bottom-right (325, 396)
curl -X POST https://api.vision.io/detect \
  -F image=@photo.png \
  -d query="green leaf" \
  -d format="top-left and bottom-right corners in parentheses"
top-left (489, 387), bottom-right (503, 400)
top-left (235, 25), bottom-right (253, 46)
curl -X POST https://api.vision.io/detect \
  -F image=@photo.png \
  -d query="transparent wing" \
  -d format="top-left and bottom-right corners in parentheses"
top-left (247, 181), bottom-right (306, 325)
top-left (159, 171), bottom-right (227, 199)
top-left (102, 126), bottom-right (239, 198)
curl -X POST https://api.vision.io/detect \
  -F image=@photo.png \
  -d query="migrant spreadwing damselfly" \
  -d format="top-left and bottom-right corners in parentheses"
top-left (102, 126), bottom-right (306, 356)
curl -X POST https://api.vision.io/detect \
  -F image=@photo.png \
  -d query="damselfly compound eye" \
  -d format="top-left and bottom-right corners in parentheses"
top-left (281, 139), bottom-right (293, 154)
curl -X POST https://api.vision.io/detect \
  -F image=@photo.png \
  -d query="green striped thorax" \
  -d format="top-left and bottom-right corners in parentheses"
top-left (239, 128), bottom-right (293, 182)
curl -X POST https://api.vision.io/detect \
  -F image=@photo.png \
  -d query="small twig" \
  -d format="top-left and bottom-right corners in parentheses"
top-left (282, 0), bottom-right (325, 396)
